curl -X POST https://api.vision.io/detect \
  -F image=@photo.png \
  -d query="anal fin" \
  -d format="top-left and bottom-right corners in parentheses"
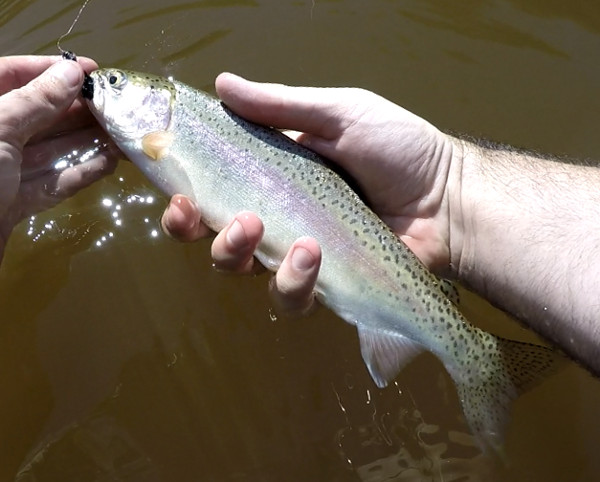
top-left (357, 325), bottom-right (424, 388)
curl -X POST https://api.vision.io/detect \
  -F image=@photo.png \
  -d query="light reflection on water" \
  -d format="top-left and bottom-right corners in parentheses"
top-left (23, 174), bottom-right (163, 250)
top-left (330, 376), bottom-right (493, 481)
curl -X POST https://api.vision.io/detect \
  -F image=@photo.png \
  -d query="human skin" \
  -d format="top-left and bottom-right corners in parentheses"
top-left (0, 56), bottom-right (117, 262)
top-left (161, 73), bottom-right (600, 374)
top-left (455, 140), bottom-right (600, 375)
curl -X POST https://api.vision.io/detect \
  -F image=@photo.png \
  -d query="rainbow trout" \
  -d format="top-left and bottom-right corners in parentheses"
top-left (84, 69), bottom-right (561, 452)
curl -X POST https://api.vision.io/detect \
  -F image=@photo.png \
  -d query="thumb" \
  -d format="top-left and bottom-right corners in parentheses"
top-left (0, 60), bottom-right (84, 148)
top-left (215, 72), bottom-right (344, 139)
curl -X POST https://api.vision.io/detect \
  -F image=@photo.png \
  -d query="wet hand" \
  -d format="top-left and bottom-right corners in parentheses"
top-left (215, 73), bottom-right (457, 269)
top-left (161, 73), bottom-right (457, 315)
top-left (161, 194), bottom-right (322, 317)
top-left (0, 56), bottom-right (118, 263)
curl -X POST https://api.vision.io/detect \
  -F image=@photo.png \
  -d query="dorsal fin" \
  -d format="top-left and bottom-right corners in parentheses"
top-left (437, 278), bottom-right (460, 306)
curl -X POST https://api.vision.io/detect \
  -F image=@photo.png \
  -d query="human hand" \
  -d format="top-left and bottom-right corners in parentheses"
top-left (0, 56), bottom-right (118, 263)
top-left (162, 73), bottom-right (458, 314)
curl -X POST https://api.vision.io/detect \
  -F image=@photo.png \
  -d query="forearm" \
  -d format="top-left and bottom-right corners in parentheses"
top-left (449, 137), bottom-right (600, 373)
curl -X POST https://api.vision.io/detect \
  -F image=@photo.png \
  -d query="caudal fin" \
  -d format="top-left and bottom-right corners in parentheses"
top-left (451, 337), bottom-right (566, 454)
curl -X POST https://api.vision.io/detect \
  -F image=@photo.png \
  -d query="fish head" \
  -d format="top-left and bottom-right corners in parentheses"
top-left (84, 68), bottom-right (196, 197)
top-left (85, 68), bottom-right (175, 145)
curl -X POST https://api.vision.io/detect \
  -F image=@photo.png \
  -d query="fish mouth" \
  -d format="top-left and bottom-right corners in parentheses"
top-left (82, 73), bottom-right (94, 100)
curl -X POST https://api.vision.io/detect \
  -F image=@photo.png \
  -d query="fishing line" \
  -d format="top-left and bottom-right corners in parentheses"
top-left (57, 0), bottom-right (93, 61)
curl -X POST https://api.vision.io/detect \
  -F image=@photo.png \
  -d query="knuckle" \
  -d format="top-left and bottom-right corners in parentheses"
top-left (345, 87), bottom-right (376, 103)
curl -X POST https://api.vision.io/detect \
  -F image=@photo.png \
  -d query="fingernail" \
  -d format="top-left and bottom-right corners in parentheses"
top-left (164, 200), bottom-right (182, 226)
top-left (226, 219), bottom-right (248, 249)
top-left (163, 197), bottom-right (197, 233)
top-left (49, 60), bottom-right (82, 87)
top-left (291, 246), bottom-right (315, 271)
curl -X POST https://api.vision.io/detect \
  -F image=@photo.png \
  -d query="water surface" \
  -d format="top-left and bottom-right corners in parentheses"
top-left (1, 1), bottom-right (599, 480)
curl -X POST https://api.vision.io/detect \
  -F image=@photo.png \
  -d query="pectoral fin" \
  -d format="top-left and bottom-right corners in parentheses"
top-left (142, 131), bottom-right (174, 160)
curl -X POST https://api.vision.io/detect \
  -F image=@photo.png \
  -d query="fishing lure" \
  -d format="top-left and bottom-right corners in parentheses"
top-left (61, 50), bottom-right (77, 61)
top-left (56, 0), bottom-right (94, 97)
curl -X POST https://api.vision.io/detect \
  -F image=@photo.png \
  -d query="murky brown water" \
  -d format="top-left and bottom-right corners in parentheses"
top-left (1, 1), bottom-right (600, 480)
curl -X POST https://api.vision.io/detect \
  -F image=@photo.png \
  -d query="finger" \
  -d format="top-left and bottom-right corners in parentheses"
top-left (0, 55), bottom-right (97, 94)
top-left (269, 237), bottom-right (321, 317)
top-left (22, 125), bottom-right (114, 177)
top-left (29, 98), bottom-right (97, 143)
top-left (0, 60), bottom-right (85, 147)
top-left (211, 212), bottom-right (264, 273)
top-left (215, 72), bottom-right (346, 139)
top-left (161, 194), bottom-right (211, 241)
top-left (12, 151), bottom-right (117, 220)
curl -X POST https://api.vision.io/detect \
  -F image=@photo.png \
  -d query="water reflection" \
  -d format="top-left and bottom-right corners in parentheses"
top-left (509, 0), bottom-right (600, 34)
top-left (396, 0), bottom-right (568, 57)
top-left (22, 169), bottom-right (163, 250)
top-left (114, 0), bottom-right (258, 29)
top-left (2, 0), bottom-right (600, 480)
top-left (0, 0), bottom-right (35, 28)
top-left (333, 380), bottom-right (492, 481)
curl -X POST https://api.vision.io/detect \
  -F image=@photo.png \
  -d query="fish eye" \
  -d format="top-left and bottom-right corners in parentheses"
top-left (107, 70), bottom-right (127, 90)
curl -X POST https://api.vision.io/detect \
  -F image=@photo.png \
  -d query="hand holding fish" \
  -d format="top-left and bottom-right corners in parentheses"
top-left (0, 56), bottom-right (116, 263)
top-left (162, 73), bottom-right (458, 315)
top-left (88, 66), bottom-right (597, 450)
top-left (157, 72), bottom-right (600, 378)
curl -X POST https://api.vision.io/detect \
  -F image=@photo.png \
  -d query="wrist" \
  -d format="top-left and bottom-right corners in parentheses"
top-left (446, 137), bottom-right (510, 295)
top-left (445, 136), bottom-right (471, 281)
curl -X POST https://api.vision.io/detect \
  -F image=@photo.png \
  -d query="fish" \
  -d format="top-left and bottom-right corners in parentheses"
top-left (84, 68), bottom-right (563, 453)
